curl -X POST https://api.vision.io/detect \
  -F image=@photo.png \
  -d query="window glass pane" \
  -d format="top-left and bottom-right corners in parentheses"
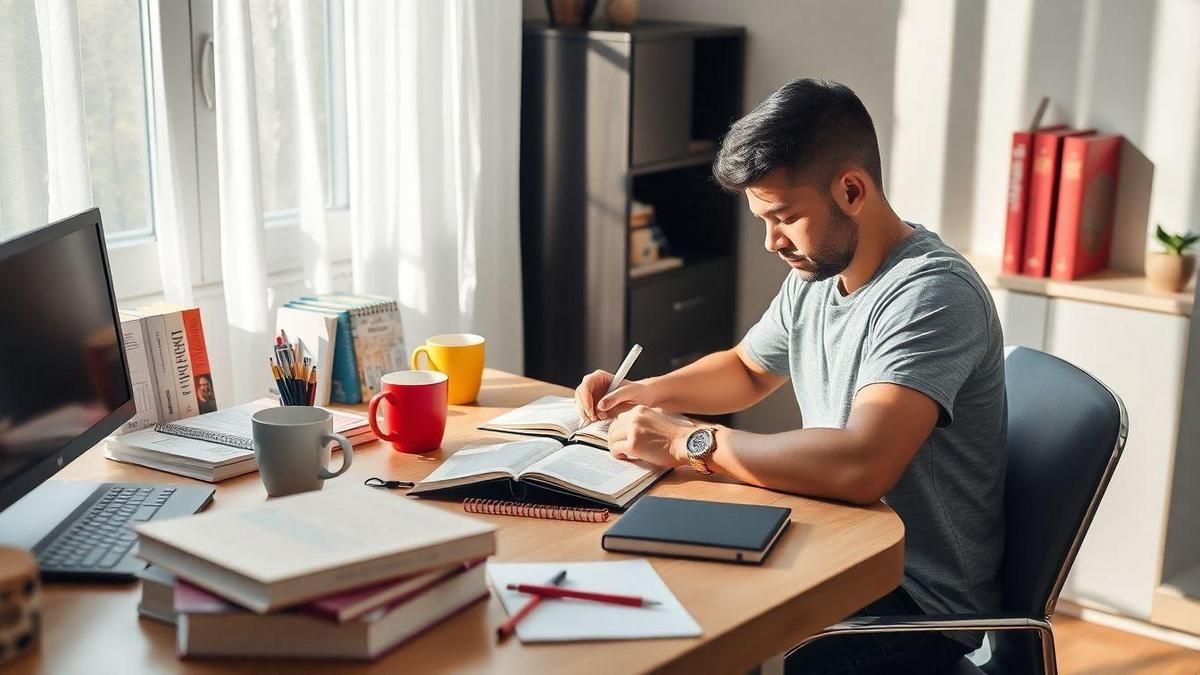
top-left (249, 0), bottom-right (332, 216)
top-left (0, 0), bottom-right (155, 239)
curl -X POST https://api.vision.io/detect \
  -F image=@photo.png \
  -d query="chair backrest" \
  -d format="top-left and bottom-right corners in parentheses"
top-left (999, 346), bottom-right (1127, 616)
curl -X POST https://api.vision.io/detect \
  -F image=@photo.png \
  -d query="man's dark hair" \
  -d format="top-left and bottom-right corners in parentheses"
top-left (713, 78), bottom-right (883, 194)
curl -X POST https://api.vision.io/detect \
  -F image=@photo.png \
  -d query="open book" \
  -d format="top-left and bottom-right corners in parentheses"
top-left (478, 395), bottom-right (616, 449)
top-left (408, 439), bottom-right (669, 510)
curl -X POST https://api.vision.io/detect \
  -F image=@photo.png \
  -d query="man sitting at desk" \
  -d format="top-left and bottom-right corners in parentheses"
top-left (575, 78), bottom-right (1005, 674)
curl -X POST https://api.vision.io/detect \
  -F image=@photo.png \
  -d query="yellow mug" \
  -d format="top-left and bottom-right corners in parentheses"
top-left (410, 333), bottom-right (485, 405)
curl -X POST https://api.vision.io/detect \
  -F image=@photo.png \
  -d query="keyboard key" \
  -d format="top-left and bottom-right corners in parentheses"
top-left (99, 552), bottom-right (123, 568)
top-left (82, 549), bottom-right (104, 567)
top-left (131, 506), bottom-right (158, 521)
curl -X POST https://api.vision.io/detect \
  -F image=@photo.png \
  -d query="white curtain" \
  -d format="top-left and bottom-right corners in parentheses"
top-left (33, 0), bottom-right (92, 222)
top-left (344, 0), bottom-right (525, 373)
top-left (2, 0), bottom-right (524, 402)
top-left (0, 0), bottom-right (92, 237)
top-left (213, 0), bottom-right (272, 404)
top-left (212, 0), bottom-right (523, 401)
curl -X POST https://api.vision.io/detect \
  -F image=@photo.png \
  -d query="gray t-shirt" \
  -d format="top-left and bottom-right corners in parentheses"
top-left (743, 223), bottom-right (1005, 647)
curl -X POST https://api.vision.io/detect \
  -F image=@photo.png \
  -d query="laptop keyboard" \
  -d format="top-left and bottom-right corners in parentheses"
top-left (37, 485), bottom-right (175, 572)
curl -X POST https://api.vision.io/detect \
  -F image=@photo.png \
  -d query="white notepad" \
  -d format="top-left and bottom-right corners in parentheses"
top-left (487, 559), bottom-right (702, 642)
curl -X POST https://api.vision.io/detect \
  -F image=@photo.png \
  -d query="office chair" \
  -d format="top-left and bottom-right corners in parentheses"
top-left (787, 346), bottom-right (1129, 675)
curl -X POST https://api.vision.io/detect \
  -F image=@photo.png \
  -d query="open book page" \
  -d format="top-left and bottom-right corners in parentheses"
top-left (569, 418), bottom-right (611, 447)
top-left (520, 444), bottom-right (663, 500)
top-left (411, 439), bottom-right (562, 492)
top-left (478, 395), bottom-right (584, 438)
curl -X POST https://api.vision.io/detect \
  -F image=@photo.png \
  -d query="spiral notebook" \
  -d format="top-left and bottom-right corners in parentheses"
top-left (462, 498), bottom-right (609, 522)
top-left (153, 398), bottom-right (374, 450)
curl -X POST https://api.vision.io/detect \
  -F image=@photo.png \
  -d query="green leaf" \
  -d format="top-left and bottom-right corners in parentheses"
top-left (1157, 224), bottom-right (1172, 247)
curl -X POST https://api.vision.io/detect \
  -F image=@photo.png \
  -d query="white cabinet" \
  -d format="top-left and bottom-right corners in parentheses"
top-left (991, 289), bottom-right (1049, 348)
top-left (1042, 298), bottom-right (1190, 619)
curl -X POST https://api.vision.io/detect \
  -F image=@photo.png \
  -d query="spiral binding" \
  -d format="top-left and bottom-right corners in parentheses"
top-left (462, 498), bottom-right (609, 522)
top-left (153, 423), bottom-right (252, 450)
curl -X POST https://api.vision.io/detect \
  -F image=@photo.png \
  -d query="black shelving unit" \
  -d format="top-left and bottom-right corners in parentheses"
top-left (519, 20), bottom-right (745, 388)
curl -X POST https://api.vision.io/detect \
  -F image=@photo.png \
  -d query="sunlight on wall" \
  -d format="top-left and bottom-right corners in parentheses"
top-left (1142, 0), bottom-right (1200, 242)
top-left (968, 0), bottom-right (1036, 259)
top-left (888, 0), bottom-right (956, 233)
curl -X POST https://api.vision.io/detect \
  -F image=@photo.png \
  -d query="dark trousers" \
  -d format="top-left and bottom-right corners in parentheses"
top-left (784, 586), bottom-right (974, 674)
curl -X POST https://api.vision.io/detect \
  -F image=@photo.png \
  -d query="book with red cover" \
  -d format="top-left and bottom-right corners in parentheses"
top-left (174, 561), bottom-right (487, 659)
top-left (180, 307), bottom-right (217, 414)
top-left (1003, 125), bottom-right (1066, 273)
top-left (308, 562), bottom-right (471, 623)
top-left (1022, 128), bottom-right (1093, 277)
top-left (1050, 133), bottom-right (1122, 280)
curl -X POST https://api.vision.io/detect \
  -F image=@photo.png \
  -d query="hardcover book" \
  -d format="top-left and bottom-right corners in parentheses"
top-left (1003, 125), bottom-right (1066, 274)
top-left (135, 486), bottom-right (496, 613)
top-left (1050, 133), bottom-right (1122, 280)
top-left (1022, 128), bottom-right (1093, 277)
top-left (175, 562), bottom-right (488, 659)
top-left (408, 438), bottom-right (669, 510)
top-left (602, 495), bottom-right (792, 564)
top-left (478, 395), bottom-right (615, 449)
top-left (117, 312), bottom-right (161, 433)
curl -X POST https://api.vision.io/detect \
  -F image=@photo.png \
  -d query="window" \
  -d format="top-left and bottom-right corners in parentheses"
top-left (0, 0), bottom-right (349, 297)
top-left (248, 0), bottom-right (348, 218)
top-left (0, 0), bottom-right (155, 240)
top-left (79, 0), bottom-right (157, 241)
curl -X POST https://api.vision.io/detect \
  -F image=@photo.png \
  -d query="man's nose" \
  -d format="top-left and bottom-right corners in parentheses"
top-left (764, 224), bottom-right (788, 253)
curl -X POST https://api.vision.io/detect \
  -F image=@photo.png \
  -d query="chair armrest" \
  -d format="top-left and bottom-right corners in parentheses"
top-left (789, 613), bottom-right (1058, 674)
top-left (820, 613), bottom-right (1052, 636)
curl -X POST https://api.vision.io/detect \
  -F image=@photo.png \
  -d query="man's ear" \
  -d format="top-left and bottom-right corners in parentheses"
top-left (834, 171), bottom-right (869, 217)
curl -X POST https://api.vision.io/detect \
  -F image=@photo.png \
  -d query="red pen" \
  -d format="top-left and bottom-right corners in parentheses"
top-left (497, 570), bottom-right (567, 642)
top-left (505, 583), bottom-right (662, 608)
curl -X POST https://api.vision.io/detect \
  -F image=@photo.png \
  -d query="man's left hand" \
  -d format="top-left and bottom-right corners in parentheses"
top-left (608, 405), bottom-right (693, 468)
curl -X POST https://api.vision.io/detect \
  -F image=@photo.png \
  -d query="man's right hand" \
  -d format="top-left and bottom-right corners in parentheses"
top-left (575, 369), bottom-right (654, 423)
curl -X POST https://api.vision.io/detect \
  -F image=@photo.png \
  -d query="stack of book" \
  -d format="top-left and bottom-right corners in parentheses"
top-left (277, 293), bottom-right (407, 405)
top-left (135, 487), bottom-right (497, 660)
top-left (118, 303), bottom-right (217, 433)
top-left (105, 398), bottom-right (375, 482)
top-left (628, 200), bottom-right (683, 279)
top-left (1002, 116), bottom-right (1123, 281)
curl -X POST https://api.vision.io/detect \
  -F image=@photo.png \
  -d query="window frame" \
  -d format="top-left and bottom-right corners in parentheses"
top-left (189, 0), bottom-right (350, 291)
top-left (110, 0), bottom-right (350, 300)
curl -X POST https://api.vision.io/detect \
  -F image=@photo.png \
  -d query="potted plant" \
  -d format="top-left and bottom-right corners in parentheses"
top-left (1146, 224), bottom-right (1199, 292)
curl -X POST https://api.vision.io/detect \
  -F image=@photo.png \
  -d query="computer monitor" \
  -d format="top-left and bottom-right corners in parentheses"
top-left (0, 208), bottom-right (135, 512)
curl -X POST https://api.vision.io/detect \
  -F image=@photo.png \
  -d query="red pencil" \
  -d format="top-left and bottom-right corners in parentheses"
top-left (505, 583), bottom-right (662, 608)
top-left (496, 570), bottom-right (567, 642)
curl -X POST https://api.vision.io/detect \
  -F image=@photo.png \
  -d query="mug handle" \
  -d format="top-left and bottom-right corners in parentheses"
top-left (411, 345), bottom-right (435, 371)
top-left (368, 391), bottom-right (405, 444)
top-left (318, 431), bottom-right (353, 480)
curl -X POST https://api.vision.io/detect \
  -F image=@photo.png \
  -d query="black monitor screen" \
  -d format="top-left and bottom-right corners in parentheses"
top-left (0, 215), bottom-right (132, 506)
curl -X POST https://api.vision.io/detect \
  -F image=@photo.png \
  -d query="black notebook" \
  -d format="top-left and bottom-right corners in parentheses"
top-left (601, 496), bottom-right (791, 563)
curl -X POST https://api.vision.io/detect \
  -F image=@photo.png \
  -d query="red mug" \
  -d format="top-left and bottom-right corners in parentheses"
top-left (368, 370), bottom-right (448, 454)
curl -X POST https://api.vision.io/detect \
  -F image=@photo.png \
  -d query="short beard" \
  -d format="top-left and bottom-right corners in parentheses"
top-left (793, 201), bottom-right (858, 283)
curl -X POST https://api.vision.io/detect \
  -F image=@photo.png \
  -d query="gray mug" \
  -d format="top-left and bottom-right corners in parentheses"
top-left (251, 406), bottom-right (354, 497)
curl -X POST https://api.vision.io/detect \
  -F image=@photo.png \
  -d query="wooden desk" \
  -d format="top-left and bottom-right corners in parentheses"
top-left (13, 370), bottom-right (903, 674)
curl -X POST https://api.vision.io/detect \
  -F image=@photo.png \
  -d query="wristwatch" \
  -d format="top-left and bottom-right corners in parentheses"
top-left (684, 427), bottom-right (717, 475)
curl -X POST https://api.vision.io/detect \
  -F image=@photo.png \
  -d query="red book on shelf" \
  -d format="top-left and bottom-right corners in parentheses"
top-left (1022, 127), bottom-right (1093, 277)
top-left (1050, 133), bottom-right (1122, 280)
top-left (1003, 126), bottom-right (1065, 273)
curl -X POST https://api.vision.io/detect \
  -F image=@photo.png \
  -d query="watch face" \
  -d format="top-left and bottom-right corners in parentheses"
top-left (687, 428), bottom-right (714, 456)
